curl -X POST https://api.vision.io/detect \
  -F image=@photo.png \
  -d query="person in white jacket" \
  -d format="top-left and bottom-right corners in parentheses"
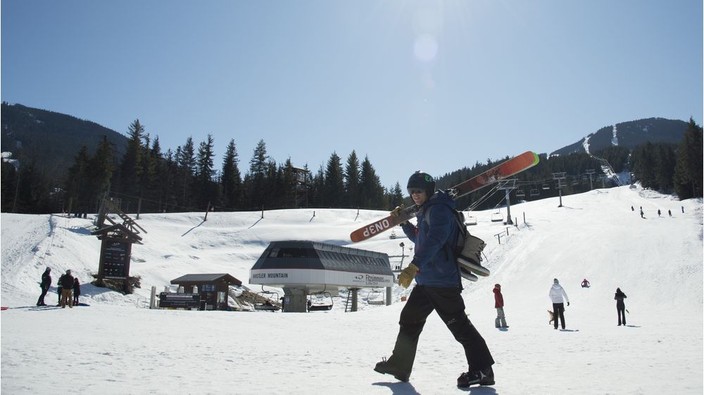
top-left (549, 278), bottom-right (569, 330)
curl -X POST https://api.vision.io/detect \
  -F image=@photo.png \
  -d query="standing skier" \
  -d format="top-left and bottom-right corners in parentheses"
top-left (493, 284), bottom-right (508, 328)
top-left (614, 288), bottom-right (627, 326)
top-left (73, 278), bottom-right (81, 306)
top-left (57, 274), bottom-right (64, 306)
top-left (374, 171), bottom-right (495, 388)
top-left (60, 270), bottom-right (75, 308)
top-left (36, 267), bottom-right (52, 306)
top-left (549, 278), bottom-right (570, 330)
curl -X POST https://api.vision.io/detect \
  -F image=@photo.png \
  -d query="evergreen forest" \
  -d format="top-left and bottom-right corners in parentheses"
top-left (1, 107), bottom-right (701, 216)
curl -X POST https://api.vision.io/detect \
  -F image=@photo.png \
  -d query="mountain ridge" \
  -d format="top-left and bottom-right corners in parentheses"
top-left (1, 103), bottom-right (689, 182)
top-left (550, 117), bottom-right (689, 157)
top-left (1, 103), bottom-right (128, 181)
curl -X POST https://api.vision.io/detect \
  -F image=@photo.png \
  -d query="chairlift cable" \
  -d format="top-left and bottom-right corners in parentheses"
top-left (464, 184), bottom-right (501, 212)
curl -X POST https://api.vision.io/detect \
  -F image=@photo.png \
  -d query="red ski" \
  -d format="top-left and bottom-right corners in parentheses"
top-left (445, 150), bottom-right (539, 199)
top-left (349, 151), bottom-right (539, 242)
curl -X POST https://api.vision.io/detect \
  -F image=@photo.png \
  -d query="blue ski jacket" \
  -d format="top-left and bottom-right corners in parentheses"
top-left (400, 190), bottom-right (461, 288)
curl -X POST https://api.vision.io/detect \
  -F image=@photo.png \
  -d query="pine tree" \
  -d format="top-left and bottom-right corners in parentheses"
top-left (246, 139), bottom-right (270, 209)
top-left (323, 152), bottom-right (345, 207)
top-left (87, 136), bottom-right (115, 208)
top-left (118, 120), bottom-right (145, 204)
top-left (195, 134), bottom-right (217, 209)
top-left (65, 147), bottom-right (88, 214)
top-left (344, 151), bottom-right (361, 208)
top-left (674, 119), bottom-right (703, 199)
top-left (309, 165), bottom-right (325, 207)
top-left (632, 142), bottom-right (657, 189)
top-left (162, 149), bottom-right (180, 212)
top-left (221, 139), bottom-right (242, 210)
top-left (1, 161), bottom-right (18, 212)
top-left (65, 138), bottom-right (115, 215)
top-left (389, 182), bottom-right (404, 209)
top-left (177, 137), bottom-right (196, 210)
top-left (281, 158), bottom-right (299, 208)
top-left (653, 144), bottom-right (676, 193)
top-left (264, 161), bottom-right (282, 208)
top-left (149, 136), bottom-right (172, 212)
top-left (15, 162), bottom-right (51, 213)
top-left (359, 156), bottom-right (386, 209)
top-left (139, 133), bottom-right (158, 212)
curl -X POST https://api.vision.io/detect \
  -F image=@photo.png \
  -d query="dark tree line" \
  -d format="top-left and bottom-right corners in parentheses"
top-left (2, 118), bottom-right (701, 214)
top-left (1, 119), bottom-right (395, 214)
top-left (632, 118), bottom-right (702, 198)
top-left (432, 119), bottom-right (702, 211)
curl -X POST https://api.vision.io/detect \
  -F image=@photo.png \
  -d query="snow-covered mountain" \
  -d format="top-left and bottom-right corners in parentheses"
top-left (551, 117), bottom-right (689, 157)
top-left (1, 185), bottom-right (702, 394)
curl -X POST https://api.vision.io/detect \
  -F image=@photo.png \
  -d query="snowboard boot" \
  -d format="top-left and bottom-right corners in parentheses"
top-left (457, 366), bottom-right (494, 388)
top-left (374, 357), bottom-right (410, 382)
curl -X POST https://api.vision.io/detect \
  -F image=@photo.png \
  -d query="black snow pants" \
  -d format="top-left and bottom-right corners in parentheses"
top-left (552, 303), bottom-right (566, 329)
top-left (36, 286), bottom-right (49, 306)
top-left (617, 301), bottom-right (626, 326)
top-left (386, 285), bottom-right (495, 377)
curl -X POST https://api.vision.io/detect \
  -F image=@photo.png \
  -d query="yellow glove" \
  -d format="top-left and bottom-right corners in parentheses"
top-left (390, 205), bottom-right (405, 217)
top-left (398, 263), bottom-right (419, 288)
top-left (390, 205), bottom-right (410, 225)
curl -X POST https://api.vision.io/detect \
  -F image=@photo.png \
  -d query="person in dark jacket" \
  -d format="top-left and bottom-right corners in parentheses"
top-left (36, 267), bottom-right (52, 306)
top-left (615, 288), bottom-right (627, 326)
top-left (72, 278), bottom-right (81, 306)
top-left (59, 270), bottom-right (75, 308)
top-left (374, 171), bottom-right (495, 389)
top-left (493, 284), bottom-right (508, 328)
top-left (57, 274), bottom-right (63, 306)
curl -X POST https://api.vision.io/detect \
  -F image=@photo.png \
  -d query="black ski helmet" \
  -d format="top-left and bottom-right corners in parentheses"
top-left (407, 171), bottom-right (435, 196)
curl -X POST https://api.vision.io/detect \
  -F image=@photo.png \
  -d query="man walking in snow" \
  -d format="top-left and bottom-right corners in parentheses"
top-left (549, 278), bottom-right (569, 330)
top-left (374, 171), bottom-right (495, 388)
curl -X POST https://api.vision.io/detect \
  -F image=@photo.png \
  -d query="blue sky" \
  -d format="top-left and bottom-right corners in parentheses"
top-left (2, 0), bottom-right (702, 188)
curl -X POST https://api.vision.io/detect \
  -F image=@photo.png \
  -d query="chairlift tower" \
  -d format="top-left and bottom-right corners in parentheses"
top-left (552, 172), bottom-right (567, 207)
top-left (497, 179), bottom-right (517, 225)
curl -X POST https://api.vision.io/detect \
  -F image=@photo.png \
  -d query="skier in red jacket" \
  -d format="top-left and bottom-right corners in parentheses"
top-left (493, 284), bottom-right (508, 328)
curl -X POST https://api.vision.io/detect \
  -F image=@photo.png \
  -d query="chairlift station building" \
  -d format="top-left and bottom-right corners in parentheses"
top-left (250, 240), bottom-right (394, 312)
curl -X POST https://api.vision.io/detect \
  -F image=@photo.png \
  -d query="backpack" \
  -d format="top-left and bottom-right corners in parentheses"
top-left (452, 211), bottom-right (488, 274)
top-left (425, 208), bottom-right (488, 280)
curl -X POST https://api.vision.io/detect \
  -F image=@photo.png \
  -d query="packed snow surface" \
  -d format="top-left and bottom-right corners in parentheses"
top-left (2, 185), bottom-right (702, 394)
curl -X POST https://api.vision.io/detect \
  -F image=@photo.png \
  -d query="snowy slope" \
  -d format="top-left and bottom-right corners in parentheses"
top-left (1, 185), bottom-right (702, 394)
